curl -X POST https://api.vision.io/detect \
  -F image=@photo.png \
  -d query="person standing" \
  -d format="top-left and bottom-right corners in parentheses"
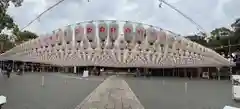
top-left (6, 65), bottom-right (12, 78)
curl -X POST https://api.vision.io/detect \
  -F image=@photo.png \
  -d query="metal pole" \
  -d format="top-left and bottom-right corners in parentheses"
top-left (12, 61), bottom-right (14, 72)
top-left (31, 64), bottom-right (34, 72)
top-left (228, 39), bottom-right (232, 80)
top-left (207, 68), bottom-right (210, 80)
top-left (23, 62), bottom-right (25, 74)
top-left (217, 67), bottom-right (220, 80)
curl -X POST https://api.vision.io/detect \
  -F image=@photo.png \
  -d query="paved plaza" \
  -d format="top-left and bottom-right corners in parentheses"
top-left (0, 72), bottom-right (240, 109)
top-left (0, 72), bottom-right (102, 109)
top-left (125, 77), bottom-right (240, 109)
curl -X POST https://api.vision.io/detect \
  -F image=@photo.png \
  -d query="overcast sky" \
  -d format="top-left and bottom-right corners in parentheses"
top-left (6, 0), bottom-right (240, 36)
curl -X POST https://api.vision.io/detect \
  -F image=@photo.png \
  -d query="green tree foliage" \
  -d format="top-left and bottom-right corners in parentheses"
top-left (187, 18), bottom-right (240, 55)
top-left (231, 18), bottom-right (240, 32)
top-left (185, 34), bottom-right (208, 46)
top-left (0, 0), bottom-right (23, 33)
top-left (15, 30), bottom-right (39, 44)
top-left (208, 27), bottom-right (233, 49)
top-left (0, 34), bottom-right (14, 53)
top-left (0, 0), bottom-right (40, 53)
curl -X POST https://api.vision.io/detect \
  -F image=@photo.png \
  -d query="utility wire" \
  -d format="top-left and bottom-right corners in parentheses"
top-left (20, 0), bottom-right (65, 31)
top-left (159, 0), bottom-right (206, 34)
top-left (21, 0), bottom-right (205, 35)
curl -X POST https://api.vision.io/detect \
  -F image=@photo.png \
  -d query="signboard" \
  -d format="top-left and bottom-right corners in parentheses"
top-left (109, 22), bottom-right (119, 41)
top-left (123, 22), bottom-right (133, 43)
top-left (86, 23), bottom-right (96, 42)
top-left (98, 22), bottom-right (108, 41)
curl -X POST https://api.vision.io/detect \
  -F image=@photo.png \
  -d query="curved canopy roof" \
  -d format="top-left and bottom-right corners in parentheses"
top-left (0, 20), bottom-right (234, 68)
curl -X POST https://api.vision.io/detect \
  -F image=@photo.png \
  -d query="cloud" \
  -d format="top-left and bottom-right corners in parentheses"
top-left (7, 0), bottom-right (240, 36)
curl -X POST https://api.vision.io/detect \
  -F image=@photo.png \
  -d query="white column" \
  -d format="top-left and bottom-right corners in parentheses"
top-left (23, 62), bottom-right (25, 74)
top-left (32, 64), bottom-right (34, 72)
top-left (74, 66), bottom-right (77, 74)
top-left (12, 61), bottom-right (14, 72)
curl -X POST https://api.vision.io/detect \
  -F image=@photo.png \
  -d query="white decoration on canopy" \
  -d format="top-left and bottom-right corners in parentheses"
top-left (0, 20), bottom-right (233, 68)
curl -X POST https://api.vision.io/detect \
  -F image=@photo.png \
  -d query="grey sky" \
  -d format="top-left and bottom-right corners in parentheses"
top-left (7, 0), bottom-right (240, 36)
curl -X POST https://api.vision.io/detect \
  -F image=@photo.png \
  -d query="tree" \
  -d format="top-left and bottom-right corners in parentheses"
top-left (0, 0), bottom-right (23, 8)
top-left (187, 19), bottom-right (240, 55)
top-left (0, 34), bottom-right (14, 53)
top-left (185, 34), bottom-right (208, 46)
top-left (231, 18), bottom-right (240, 32)
top-left (15, 30), bottom-right (39, 44)
top-left (210, 27), bottom-right (232, 40)
top-left (0, 0), bottom-right (23, 33)
top-left (207, 27), bottom-right (233, 51)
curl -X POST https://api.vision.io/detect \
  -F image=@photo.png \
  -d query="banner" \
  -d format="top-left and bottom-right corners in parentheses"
top-left (98, 22), bottom-right (108, 41)
top-left (135, 24), bottom-right (145, 43)
top-left (64, 26), bottom-right (73, 43)
top-left (109, 22), bottom-right (119, 41)
top-left (123, 22), bottom-right (133, 43)
top-left (74, 24), bottom-right (84, 42)
top-left (146, 27), bottom-right (157, 44)
top-left (86, 23), bottom-right (96, 42)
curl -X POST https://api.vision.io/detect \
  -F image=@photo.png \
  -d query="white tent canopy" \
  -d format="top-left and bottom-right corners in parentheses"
top-left (0, 20), bottom-right (234, 68)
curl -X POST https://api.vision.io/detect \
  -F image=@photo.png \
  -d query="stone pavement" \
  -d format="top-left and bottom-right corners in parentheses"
top-left (0, 72), bottom-right (101, 109)
top-left (75, 76), bottom-right (145, 109)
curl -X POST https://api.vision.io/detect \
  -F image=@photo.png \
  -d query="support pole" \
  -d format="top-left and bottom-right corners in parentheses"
top-left (74, 66), bottom-right (77, 74)
top-left (184, 82), bottom-right (188, 94)
top-left (23, 62), bottom-right (25, 74)
top-left (41, 76), bottom-right (45, 87)
top-left (207, 68), bottom-right (210, 80)
top-left (32, 64), bottom-right (34, 72)
top-left (230, 66), bottom-right (232, 80)
top-left (217, 67), bottom-right (221, 80)
top-left (12, 61), bottom-right (14, 72)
